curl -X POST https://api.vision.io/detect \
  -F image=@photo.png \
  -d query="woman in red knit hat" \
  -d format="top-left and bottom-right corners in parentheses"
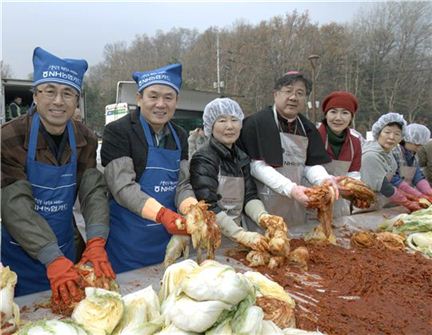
top-left (317, 91), bottom-right (362, 217)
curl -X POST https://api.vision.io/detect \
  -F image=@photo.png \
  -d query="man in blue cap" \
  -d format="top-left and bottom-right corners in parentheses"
top-left (1, 47), bottom-right (114, 301)
top-left (101, 63), bottom-right (197, 273)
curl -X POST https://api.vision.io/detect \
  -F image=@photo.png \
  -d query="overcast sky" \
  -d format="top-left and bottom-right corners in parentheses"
top-left (2, 1), bottom-right (376, 79)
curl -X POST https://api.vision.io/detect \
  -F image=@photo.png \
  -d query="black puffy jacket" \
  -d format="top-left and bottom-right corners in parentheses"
top-left (190, 136), bottom-right (259, 214)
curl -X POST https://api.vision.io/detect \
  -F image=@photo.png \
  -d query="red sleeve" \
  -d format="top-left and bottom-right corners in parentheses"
top-left (349, 134), bottom-right (362, 172)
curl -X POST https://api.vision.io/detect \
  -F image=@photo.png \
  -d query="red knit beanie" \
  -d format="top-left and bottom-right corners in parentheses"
top-left (322, 91), bottom-right (358, 115)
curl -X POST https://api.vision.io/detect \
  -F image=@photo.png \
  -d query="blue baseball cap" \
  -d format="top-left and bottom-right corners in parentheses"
top-left (32, 47), bottom-right (88, 93)
top-left (133, 63), bottom-right (182, 94)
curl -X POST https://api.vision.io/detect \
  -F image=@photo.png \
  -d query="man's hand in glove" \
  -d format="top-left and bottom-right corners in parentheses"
top-left (156, 207), bottom-right (188, 235)
top-left (233, 231), bottom-right (269, 252)
top-left (47, 256), bottom-right (82, 305)
top-left (79, 237), bottom-right (116, 279)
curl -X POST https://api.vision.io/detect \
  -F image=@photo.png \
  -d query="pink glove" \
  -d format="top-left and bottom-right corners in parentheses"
top-left (416, 179), bottom-right (432, 196)
top-left (398, 181), bottom-right (423, 197)
top-left (389, 188), bottom-right (421, 213)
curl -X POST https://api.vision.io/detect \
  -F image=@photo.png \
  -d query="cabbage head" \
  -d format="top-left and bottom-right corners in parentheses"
top-left (231, 305), bottom-right (263, 335)
top-left (407, 232), bottom-right (432, 257)
top-left (159, 259), bottom-right (198, 302)
top-left (155, 324), bottom-right (199, 334)
top-left (244, 271), bottom-right (295, 307)
top-left (72, 287), bottom-right (123, 335)
top-left (16, 319), bottom-right (88, 335)
top-left (113, 286), bottom-right (163, 335)
top-left (1, 265), bottom-right (20, 334)
top-left (180, 261), bottom-right (254, 305)
top-left (163, 293), bottom-right (233, 333)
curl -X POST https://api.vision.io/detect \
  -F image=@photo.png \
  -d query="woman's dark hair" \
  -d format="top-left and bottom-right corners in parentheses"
top-left (274, 72), bottom-right (312, 95)
top-left (385, 122), bottom-right (403, 130)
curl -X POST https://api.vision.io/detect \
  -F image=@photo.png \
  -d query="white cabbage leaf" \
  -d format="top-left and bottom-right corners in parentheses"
top-left (155, 324), bottom-right (199, 334)
top-left (204, 317), bottom-right (233, 335)
top-left (163, 293), bottom-right (233, 333)
top-left (282, 328), bottom-right (325, 335)
top-left (113, 285), bottom-right (163, 335)
top-left (0, 264), bottom-right (20, 334)
top-left (16, 319), bottom-right (88, 335)
top-left (72, 287), bottom-right (124, 335)
top-left (164, 235), bottom-right (190, 268)
top-left (244, 271), bottom-right (295, 307)
top-left (180, 260), bottom-right (254, 305)
top-left (159, 259), bottom-right (198, 302)
top-left (261, 320), bottom-right (284, 335)
top-left (407, 232), bottom-right (432, 257)
top-left (231, 305), bottom-right (264, 335)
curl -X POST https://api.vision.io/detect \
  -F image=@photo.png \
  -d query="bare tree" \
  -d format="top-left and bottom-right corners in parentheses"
top-left (1, 61), bottom-right (13, 79)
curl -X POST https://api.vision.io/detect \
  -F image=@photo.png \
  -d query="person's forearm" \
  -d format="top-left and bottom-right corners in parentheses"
top-left (1, 180), bottom-right (62, 264)
top-left (104, 157), bottom-right (151, 216)
top-left (304, 165), bottom-right (330, 185)
top-left (250, 160), bottom-right (295, 197)
top-left (175, 159), bottom-right (197, 214)
top-left (79, 168), bottom-right (110, 240)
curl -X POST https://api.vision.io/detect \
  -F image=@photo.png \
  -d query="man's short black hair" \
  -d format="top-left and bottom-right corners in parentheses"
top-left (274, 72), bottom-right (312, 95)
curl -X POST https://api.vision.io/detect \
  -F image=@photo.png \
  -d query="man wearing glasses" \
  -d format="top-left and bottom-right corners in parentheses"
top-left (1, 47), bottom-right (114, 302)
top-left (239, 71), bottom-right (338, 236)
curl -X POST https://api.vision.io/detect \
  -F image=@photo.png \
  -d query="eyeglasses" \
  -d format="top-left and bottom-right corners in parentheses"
top-left (278, 89), bottom-right (306, 99)
top-left (37, 89), bottom-right (78, 102)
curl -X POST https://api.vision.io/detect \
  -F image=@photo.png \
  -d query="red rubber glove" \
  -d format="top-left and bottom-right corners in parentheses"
top-left (156, 207), bottom-right (188, 235)
top-left (79, 237), bottom-right (116, 279)
top-left (46, 256), bottom-right (81, 305)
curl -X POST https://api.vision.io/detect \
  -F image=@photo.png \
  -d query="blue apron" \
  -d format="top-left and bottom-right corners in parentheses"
top-left (1, 113), bottom-right (77, 296)
top-left (106, 116), bottom-right (181, 273)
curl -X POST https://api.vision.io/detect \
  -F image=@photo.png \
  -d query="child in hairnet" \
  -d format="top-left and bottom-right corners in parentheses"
top-left (390, 123), bottom-right (432, 202)
top-left (360, 113), bottom-right (422, 212)
top-left (189, 98), bottom-right (285, 252)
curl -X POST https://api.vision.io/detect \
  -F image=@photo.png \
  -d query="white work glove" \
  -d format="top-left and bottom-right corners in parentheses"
top-left (291, 185), bottom-right (310, 207)
top-left (244, 199), bottom-right (268, 227)
top-left (216, 211), bottom-right (268, 252)
top-left (232, 231), bottom-right (269, 252)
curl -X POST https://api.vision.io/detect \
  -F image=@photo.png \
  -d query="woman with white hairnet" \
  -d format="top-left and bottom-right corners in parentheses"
top-left (390, 123), bottom-right (432, 202)
top-left (418, 132), bottom-right (432, 185)
top-left (189, 98), bottom-right (284, 252)
top-left (360, 113), bottom-right (421, 212)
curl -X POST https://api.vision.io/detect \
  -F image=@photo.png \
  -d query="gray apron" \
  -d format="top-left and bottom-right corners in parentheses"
top-left (217, 173), bottom-right (245, 227)
top-left (394, 146), bottom-right (416, 186)
top-left (256, 116), bottom-right (309, 237)
top-left (368, 169), bottom-right (397, 211)
top-left (323, 135), bottom-right (354, 218)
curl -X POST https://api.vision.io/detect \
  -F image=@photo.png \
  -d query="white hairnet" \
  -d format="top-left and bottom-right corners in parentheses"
top-left (371, 112), bottom-right (407, 140)
top-left (203, 98), bottom-right (244, 137)
top-left (404, 123), bottom-right (431, 145)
